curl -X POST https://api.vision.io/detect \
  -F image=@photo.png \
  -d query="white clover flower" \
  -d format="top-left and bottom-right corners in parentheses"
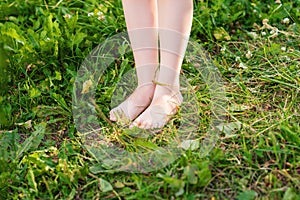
top-left (239, 62), bottom-right (248, 69)
top-left (88, 12), bottom-right (94, 17)
top-left (261, 31), bottom-right (267, 36)
top-left (64, 14), bottom-right (72, 19)
top-left (97, 11), bottom-right (105, 21)
top-left (248, 31), bottom-right (258, 39)
top-left (281, 46), bottom-right (286, 51)
top-left (282, 18), bottom-right (290, 24)
top-left (246, 50), bottom-right (252, 59)
top-left (220, 46), bottom-right (226, 53)
top-left (98, 16), bottom-right (105, 21)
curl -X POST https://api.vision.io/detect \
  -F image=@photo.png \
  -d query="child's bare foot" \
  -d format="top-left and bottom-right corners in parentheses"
top-left (130, 85), bottom-right (183, 129)
top-left (109, 83), bottom-right (155, 123)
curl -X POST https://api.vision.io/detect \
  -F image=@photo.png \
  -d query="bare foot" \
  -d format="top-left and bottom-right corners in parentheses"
top-left (109, 83), bottom-right (155, 123)
top-left (130, 85), bottom-right (183, 129)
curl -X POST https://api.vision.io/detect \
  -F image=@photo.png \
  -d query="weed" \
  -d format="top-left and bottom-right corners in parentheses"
top-left (0, 0), bottom-right (299, 199)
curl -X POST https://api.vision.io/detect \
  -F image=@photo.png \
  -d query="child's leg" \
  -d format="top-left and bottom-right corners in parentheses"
top-left (110, 0), bottom-right (159, 122)
top-left (131, 0), bottom-right (193, 129)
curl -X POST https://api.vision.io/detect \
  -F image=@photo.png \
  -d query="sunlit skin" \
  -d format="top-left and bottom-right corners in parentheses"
top-left (110, 0), bottom-right (193, 129)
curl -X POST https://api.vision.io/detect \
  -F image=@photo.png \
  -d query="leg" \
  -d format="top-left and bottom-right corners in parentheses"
top-left (110, 0), bottom-right (159, 122)
top-left (132, 0), bottom-right (193, 129)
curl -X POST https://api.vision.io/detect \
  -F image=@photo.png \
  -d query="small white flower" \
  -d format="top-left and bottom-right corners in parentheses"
top-left (270, 30), bottom-right (275, 35)
top-left (275, 0), bottom-right (281, 4)
top-left (97, 11), bottom-right (105, 21)
top-left (46, 37), bottom-right (50, 41)
top-left (64, 14), bottom-right (72, 19)
top-left (246, 50), bottom-right (252, 59)
top-left (283, 56), bottom-right (291, 61)
top-left (98, 15), bottom-right (105, 21)
top-left (282, 18), bottom-right (290, 24)
top-left (248, 31), bottom-right (258, 39)
top-left (88, 12), bottom-right (94, 17)
top-left (221, 46), bottom-right (226, 53)
top-left (261, 31), bottom-right (267, 36)
top-left (235, 56), bottom-right (240, 62)
top-left (239, 62), bottom-right (248, 69)
top-left (281, 46), bottom-right (286, 51)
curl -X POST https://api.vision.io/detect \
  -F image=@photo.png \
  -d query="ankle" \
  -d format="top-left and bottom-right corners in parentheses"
top-left (153, 82), bottom-right (180, 93)
top-left (137, 81), bottom-right (156, 88)
top-left (153, 84), bottom-right (182, 103)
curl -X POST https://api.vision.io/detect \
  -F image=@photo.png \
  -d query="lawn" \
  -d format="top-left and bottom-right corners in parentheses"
top-left (0, 0), bottom-right (299, 199)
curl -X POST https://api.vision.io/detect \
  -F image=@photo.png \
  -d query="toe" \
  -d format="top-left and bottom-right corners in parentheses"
top-left (130, 118), bottom-right (141, 129)
top-left (144, 122), bottom-right (152, 129)
top-left (109, 110), bottom-right (117, 121)
top-left (154, 122), bottom-right (161, 129)
top-left (139, 120), bottom-right (150, 129)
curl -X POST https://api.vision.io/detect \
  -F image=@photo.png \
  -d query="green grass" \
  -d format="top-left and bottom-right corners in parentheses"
top-left (0, 0), bottom-right (299, 199)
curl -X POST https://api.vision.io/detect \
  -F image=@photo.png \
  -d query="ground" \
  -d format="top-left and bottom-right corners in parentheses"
top-left (0, 0), bottom-right (299, 199)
